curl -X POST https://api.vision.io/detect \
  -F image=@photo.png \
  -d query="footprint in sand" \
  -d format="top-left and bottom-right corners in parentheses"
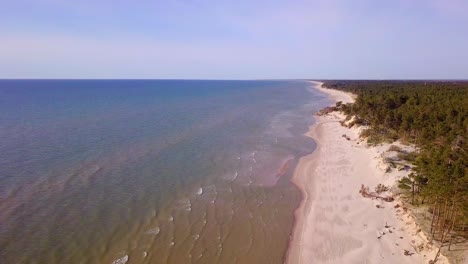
top-left (341, 205), bottom-right (349, 212)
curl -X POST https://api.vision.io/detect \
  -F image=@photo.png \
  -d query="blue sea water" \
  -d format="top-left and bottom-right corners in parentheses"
top-left (0, 80), bottom-right (330, 263)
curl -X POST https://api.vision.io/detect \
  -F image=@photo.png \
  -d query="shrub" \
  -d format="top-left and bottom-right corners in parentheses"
top-left (388, 145), bottom-right (402, 152)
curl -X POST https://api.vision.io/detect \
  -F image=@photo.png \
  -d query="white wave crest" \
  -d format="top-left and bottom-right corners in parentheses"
top-left (112, 255), bottom-right (128, 264)
top-left (146, 227), bottom-right (160, 235)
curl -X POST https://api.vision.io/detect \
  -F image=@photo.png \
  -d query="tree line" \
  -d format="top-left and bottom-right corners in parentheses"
top-left (321, 80), bottom-right (467, 258)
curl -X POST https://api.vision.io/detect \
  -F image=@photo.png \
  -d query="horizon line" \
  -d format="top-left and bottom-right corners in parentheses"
top-left (1, 78), bottom-right (468, 81)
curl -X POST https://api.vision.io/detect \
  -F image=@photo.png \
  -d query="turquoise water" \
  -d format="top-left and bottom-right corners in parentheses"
top-left (0, 80), bottom-right (329, 263)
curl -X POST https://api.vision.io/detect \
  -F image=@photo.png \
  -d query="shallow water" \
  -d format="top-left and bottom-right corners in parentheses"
top-left (0, 80), bottom-right (330, 263)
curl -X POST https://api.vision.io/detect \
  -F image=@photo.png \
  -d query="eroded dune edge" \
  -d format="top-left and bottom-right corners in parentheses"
top-left (286, 81), bottom-right (449, 264)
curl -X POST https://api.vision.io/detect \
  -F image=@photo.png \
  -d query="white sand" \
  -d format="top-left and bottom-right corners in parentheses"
top-left (286, 81), bottom-right (448, 264)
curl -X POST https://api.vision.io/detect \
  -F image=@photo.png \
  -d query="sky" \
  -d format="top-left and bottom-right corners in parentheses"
top-left (1, 0), bottom-right (468, 79)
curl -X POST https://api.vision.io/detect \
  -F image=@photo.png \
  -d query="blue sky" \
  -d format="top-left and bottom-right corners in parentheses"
top-left (1, 0), bottom-right (468, 79)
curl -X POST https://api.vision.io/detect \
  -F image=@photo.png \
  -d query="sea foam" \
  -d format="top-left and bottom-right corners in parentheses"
top-left (146, 227), bottom-right (160, 235)
top-left (112, 255), bottom-right (128, 264)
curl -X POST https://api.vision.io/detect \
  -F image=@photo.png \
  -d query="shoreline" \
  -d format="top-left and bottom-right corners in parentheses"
top-left (286, 81), bottom-right (449, 263)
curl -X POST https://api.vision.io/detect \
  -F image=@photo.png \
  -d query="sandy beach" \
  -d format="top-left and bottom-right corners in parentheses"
top-left (287, 81), bottom-right (449, 264)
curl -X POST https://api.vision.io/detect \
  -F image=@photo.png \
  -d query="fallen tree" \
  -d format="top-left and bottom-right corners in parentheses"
top-left (359, 184), bottom-right (395, 202)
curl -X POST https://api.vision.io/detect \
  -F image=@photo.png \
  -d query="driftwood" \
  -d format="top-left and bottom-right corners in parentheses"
top-left (375, 184), bottom-right (390, 194)
top-left (359, 184), bottom-right (395, 202)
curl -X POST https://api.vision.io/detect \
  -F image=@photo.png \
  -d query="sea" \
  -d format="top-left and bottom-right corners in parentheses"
top-left (0, 80), bottom-right (330, 264)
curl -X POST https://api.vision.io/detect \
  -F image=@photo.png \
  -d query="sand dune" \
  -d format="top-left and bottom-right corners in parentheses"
top-left (287, 81), bottom-right (448, 264)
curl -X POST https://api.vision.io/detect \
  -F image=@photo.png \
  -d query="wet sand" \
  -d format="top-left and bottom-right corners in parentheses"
top-left (287, 81), bottom-right (449, 264)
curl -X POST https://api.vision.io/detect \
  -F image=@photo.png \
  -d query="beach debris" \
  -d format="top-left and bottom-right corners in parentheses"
top-left (375, 184), bottom-right (389, 194)
top-left (377, 230), bottom-right (386, 239)
top-left (359, 184), bottom-right (395, 202)
top-left (382, 223), bottom-right (392, 234)
top-left (403, 249), bottom-right (414, 256)
top-left (341, 134), bottom-right (351, 140)
top-left (376, 205), bottom-right (384, 208)
top-left (382, 196), bottom-right (394, 202)
top-left (416, 244), bottom-right (425, 252)
top-left (394, 204), bottom-right (400, 208)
